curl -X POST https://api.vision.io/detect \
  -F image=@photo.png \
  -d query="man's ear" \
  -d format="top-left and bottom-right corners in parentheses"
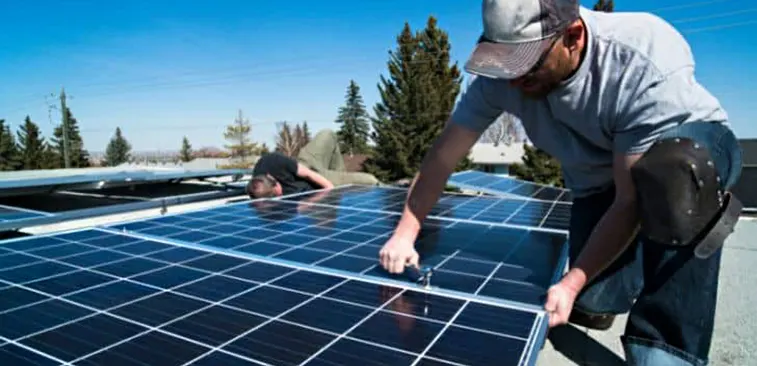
top-left (563, 20), bottom-right (584, 50)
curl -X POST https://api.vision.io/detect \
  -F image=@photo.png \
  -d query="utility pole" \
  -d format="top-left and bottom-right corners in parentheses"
top-left (60, 87), bottom-right (71, 168)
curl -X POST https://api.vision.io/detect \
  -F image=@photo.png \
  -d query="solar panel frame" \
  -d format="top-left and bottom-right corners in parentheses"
top-left (0, 204), bottom-right (53, 224)
top-left (0, 190), bottom-right (248, 233)
top-left (0, 168), bottom-right (249, 198)
top-left (0, 227), bottom-right (551, 365)
top-left (448, 170), bottom-right (573, 203)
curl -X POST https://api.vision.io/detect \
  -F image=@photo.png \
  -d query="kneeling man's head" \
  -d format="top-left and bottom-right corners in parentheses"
top-left (247, 175), bottom-right (282, 198)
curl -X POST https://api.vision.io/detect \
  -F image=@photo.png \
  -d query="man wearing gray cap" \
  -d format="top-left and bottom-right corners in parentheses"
top-left (378, 0), bottom-right (743, 365)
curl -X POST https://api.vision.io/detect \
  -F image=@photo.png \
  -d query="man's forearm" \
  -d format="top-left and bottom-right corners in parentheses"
top-left (394, 158), bottom-right (454, 241)
top-left (561, 201), bottom-right (640, 291)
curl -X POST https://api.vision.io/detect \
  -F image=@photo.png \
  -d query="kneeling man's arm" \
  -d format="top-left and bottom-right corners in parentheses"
top-left (296, 164), bottom-right (334, 189)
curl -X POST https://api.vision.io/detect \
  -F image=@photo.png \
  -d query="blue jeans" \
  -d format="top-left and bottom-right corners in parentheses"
top-left (568, 122), bottom-right (742, 366)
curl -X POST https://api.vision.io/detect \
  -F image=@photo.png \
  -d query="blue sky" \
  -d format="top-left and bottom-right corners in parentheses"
top-left (1, 0), bottom-right (755, 152)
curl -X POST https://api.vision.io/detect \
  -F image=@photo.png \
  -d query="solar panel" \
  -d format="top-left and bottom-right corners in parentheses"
top-left (278, 185), bottom-right (570, 233)
top-left (106, 194), bottom-right (568, 308)
top-left (0, 186), bottom-right (246, 232)
top-left (448, 170), bottom-right (573, 203)
top-left (0, 167), bottom-right (247, 198)
top-left (0, 228), bottom-right (549, 365)
top-left (0, 205), bottom-right (50, 224)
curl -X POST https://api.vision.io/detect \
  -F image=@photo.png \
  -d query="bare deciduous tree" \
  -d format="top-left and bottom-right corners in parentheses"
top-left (480, 112), bottom-right (523, 146)
top-left (275, 121), bottom-right (303, 157)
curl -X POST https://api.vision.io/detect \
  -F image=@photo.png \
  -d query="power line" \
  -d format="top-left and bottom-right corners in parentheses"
top-left (671, 8), bottom-right (757, 24)
top-left (680, 19), bottom-right (757, 33)
top-left (650, 0), bottom-right (730, 12)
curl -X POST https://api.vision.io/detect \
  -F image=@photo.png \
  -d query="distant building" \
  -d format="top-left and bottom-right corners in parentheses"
top-left (733, 139), bottom-right (757, 211)
top-left (468, 142), bottom-right (526, 175)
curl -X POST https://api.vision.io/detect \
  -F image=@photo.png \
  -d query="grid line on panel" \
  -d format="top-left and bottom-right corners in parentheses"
top-left (288, 288), bottom-right (406, 365)
top-left (114, 201), bottom-right (384, 247)
top-left (66, 262), bottom-right (306, 364)
top-left (448, 171), bottom-right (574, 204)
top-left (108, 206), bottom-right (390, 272)
top-left (275, 186), bottom-right (570, 234)
top-left (3, 249), bottom-right (253, 344)
top-left (409, 258), bottom-right (534, 366)
top-left (180, 267), bottom-right (387, 365)
top-left (0, 336), bottom-right (70, 365)
top-left (538, 199), bottom-right (561, 231)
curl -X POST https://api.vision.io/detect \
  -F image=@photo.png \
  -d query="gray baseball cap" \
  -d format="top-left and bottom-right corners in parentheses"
top-left (464, 0), bottom-right (580, 79)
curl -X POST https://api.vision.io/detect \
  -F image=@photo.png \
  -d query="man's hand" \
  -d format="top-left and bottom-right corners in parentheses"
top-left (379, 234), bottom-right (419, 274)
top-left (544, 281), bottom-right (580, 328)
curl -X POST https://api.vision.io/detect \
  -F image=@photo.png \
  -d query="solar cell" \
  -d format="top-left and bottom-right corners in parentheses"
top-left (107, 197), bottom-right (568, 308)
top-left (278, 185), bottom-right (570, 232)
top-left (0, 205), bottom-right (49, 224)
top-left (448, 170), bottom-right (573, 203)
top-left (0, 228), bottom-right (549, 365)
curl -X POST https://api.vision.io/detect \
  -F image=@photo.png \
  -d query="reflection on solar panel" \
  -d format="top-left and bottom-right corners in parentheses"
top-left (0, 228), bottom-right (549, 365)
top-left (107, 198), bottom-right (568, 307)
top-left (279, 185), bottom-right (570, 233)
top-left (448, 170), bottom-right (573, 203)
top-left (0, 168), bottom-right (248, 197)
top-left (0, 205), bottom-right (49, 223)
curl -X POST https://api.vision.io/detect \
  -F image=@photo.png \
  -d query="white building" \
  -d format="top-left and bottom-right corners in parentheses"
top-left (468, 142), bottom-right (526, 175)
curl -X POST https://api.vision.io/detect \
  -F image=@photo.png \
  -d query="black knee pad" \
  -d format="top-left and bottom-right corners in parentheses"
top-left (630, 137), bottom-right (742, 258)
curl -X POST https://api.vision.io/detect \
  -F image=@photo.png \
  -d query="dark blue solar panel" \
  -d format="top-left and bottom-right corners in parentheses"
top-left (277, 185), bottom-right (571, 232)
top-left (106, 198), bottom-right (568, 307)
top-left (0, 228), bottom-right (548, 365)
top-left (448, 170), bottom-right (573, 202)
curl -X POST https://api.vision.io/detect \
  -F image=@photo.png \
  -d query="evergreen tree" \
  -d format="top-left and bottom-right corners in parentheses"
top-left (104, 127), bottom-right (132, 166)
top-left (364, 17), bottom-right (468, 181)
top-left (593, 0), bottom-right (615, 12)
top-left (335, 80), bottom-right (370, 155)
top-left (509, 143), bottom-right (565, 187)
top-left (16, 116), bottom-right (51, 170)
top-left (223, 109), bottom-right (259, 164)
top-left (52, 107), bottom-right (90, 168)
top-left (180, 136), bottom-right (193, 162)
top-left (40, 144), bottom-right (60, 169)
top-left (300, 121), bottom-right (311, 146)
top-left (0, 119), bottom-right (21, 171)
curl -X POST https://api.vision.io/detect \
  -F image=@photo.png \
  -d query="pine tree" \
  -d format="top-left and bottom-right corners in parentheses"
top-left (300, 121), bottom-right (311, 146)
top-left (104, 127), bottom-right (132, 166)
top-left (223, 109), bottom-right (259, 165)
top-left (40, 144), bottom-right (59, 169)
top-left (509, 143), bottom-right (565, 187)
top-left (0, 119), bottom-right (21, 171)
top-left (593, 0), bottom-right (614, 12)
top-left (363, 17), bottom-right (467, 181)
top-left (52, 107), bottom-right (90, 168)
top-left (335, 80), bottom-right (371, 156)
top-left (180, 136), bottom-right (193, 162)
top-left (16, 116), bottom-right (51, 170)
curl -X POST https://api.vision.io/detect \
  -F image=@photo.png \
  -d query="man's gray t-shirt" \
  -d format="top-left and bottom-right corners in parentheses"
top-left (451, 7), bottom-right (728, 198)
